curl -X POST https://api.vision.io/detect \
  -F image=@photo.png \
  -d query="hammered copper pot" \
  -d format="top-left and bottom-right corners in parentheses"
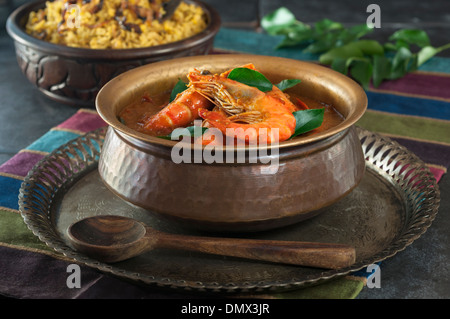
top-left (6, 0), bottom-right (220, 107)
top-left (96, 54), bottom-right (367, 232)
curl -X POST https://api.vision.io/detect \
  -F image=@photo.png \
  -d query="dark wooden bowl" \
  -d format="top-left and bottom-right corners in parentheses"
top-left (6, 0), bottom-right (220, 108)
top-left (96, 54), bottom-right (368, 232)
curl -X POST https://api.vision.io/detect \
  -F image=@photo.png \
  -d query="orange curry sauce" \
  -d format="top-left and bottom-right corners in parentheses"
top-left (118, 91), bottom-right (344, 138)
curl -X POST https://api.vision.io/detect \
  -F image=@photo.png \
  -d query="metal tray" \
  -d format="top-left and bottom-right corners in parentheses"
top-left (18, 127), bottom-right (440, 294)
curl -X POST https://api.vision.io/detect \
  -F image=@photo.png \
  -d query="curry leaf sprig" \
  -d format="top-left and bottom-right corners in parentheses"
top-left (261, 7), bottom-right (450, 89)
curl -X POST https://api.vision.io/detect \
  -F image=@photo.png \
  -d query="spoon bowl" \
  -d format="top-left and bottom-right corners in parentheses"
top-left (68, 215), bottom-right (356, 269)
top-left (70, 215), bottom-right (146, 246)
top-left (68, 215), bottom-right (153, 263)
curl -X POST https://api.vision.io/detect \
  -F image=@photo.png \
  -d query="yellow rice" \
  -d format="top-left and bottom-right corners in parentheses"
top-left (25, 0), bottom-right (207, 49)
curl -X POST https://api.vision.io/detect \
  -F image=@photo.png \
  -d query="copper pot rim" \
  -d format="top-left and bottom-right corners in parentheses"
top-left (112, 125), bottom-right (353, 163)
top-left (96, 54), bottom-right (368, 151)
top-left (6, 0), bottom-right (221, 60)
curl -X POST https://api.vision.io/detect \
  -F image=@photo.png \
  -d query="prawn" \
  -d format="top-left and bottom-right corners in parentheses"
top-left (139, 64), bottom-right (256, 136)
top-left (140, 88), bottom-right (211, 136)
top-left (266, 85), bottom-right (300, 113)
top-left (190, 73), bottom-right (296, 144)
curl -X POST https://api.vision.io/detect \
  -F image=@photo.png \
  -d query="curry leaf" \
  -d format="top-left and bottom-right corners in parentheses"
top-left (275, 23), bottom-right (313, 48)
top-left (304, 32), bottom-right (340, 53)
top-left (227, 68), bottom-right (273, 92)
top-left (389, 29), bottom-right (430, 48)
top-left (351, 40), bottom-right (385, 56)
top-left (319, 42), bottom-right (364, 64)
top-left (314, 18), bottom-right (344, 34)
top-left (340, 24), bottom-right (374, 44)
top-left (372, 55), bottom-right (391, 87)
top-left (260, 7), bottom-right (297, 35)
top-left (389, 46), bottom-right (415, 79)
top-left (275, 79), bottom-right (301, 91)
top-left (417, 43), bottom-right (450, 66)
top-left (170, 79), bottom-right (188, 102)
top-left (330, 57), bottom-right (349, 74)
top-left (349, 59), bottom-right (373, 90)
top-left (321, 40), bottom-right (384, 65)
top-left (291, 108), bottom-right (325, 138)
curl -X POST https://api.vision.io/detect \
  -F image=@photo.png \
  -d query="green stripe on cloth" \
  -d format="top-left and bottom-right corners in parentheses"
top-left (0, 209), bottom-right (51, 251)
top-left (357, 110), bottom-right (450, 145)
top-left (275, 277), bottom-right (365, 299)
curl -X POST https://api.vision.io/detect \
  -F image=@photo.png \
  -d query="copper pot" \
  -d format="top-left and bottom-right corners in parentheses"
top-left (96, 54), bottom-right (367, 232)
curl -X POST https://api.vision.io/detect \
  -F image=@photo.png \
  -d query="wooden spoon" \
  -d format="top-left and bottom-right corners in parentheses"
top-left (67, 215), bottom-right (356, 269)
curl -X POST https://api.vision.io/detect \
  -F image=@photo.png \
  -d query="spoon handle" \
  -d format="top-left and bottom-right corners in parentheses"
top-left (153, 232), bottom-right (356, 269)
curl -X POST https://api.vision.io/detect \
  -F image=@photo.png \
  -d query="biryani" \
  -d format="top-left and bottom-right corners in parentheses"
top-left (25, 0), bottom-right (208, 49)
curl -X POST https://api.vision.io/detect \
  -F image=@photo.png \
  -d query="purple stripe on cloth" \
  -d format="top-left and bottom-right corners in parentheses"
top-left (0, 245), bottom-right (196, 299)
top-left (0, 152), bottom-right (45, 178)
top-left (374, 72), bottom-right (450, 100)
top-left (391, 137), bottom-right (450, 169)
top-left (56, 110), bottom-right (107, 133)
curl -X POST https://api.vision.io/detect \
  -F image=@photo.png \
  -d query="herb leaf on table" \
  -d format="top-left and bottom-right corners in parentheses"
top-left (261, 7), bottom-right (450, 89)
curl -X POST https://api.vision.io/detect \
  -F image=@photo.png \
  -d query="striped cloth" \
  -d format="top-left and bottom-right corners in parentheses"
top-left (0, 28), bottom-right (448, 299)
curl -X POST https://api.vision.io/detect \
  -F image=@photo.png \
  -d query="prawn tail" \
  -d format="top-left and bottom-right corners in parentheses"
top-left (141, 89), bottom-right (213, 136)
top-left (198, 108), bottom-right (230, 133)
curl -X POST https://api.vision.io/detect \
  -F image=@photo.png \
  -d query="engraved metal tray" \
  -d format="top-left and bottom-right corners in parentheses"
top-left (18, 127), bottom-right (440, 294)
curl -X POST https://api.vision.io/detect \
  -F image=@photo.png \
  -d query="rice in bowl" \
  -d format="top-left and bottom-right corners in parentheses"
top-left (25, 0), bottom-right (208, 49)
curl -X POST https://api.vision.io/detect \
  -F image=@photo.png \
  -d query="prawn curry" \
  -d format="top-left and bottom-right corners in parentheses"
top-left (119, 64), bottom-right (344, 145)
